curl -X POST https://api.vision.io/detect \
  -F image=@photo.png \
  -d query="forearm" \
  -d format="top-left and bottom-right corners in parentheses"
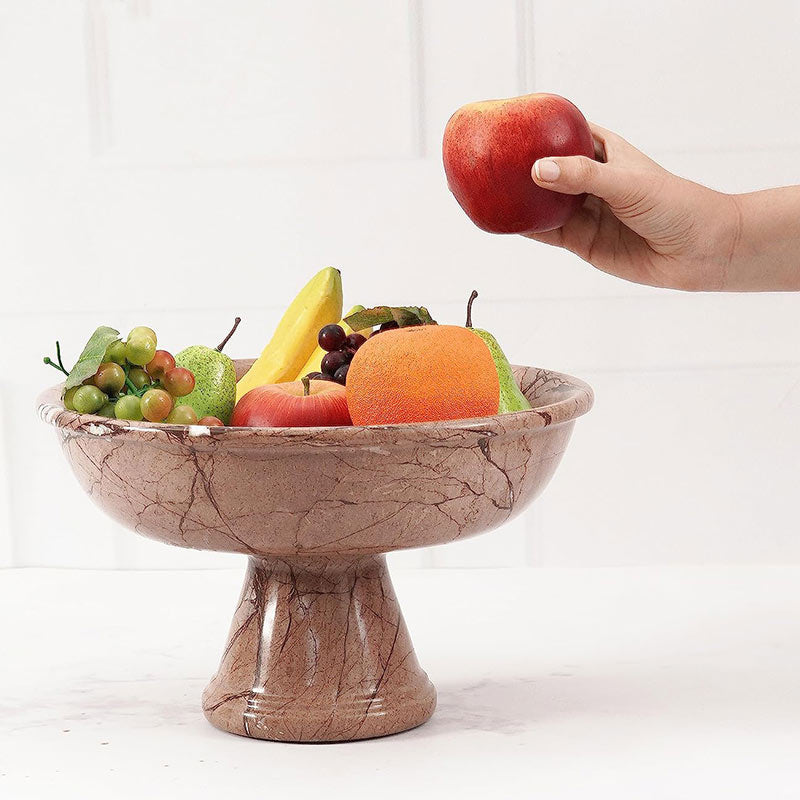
top-left (725, 187), bottom-right (800, 291)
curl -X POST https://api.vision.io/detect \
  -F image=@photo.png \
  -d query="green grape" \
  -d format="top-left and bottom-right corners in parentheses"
top-left (93, 362), bottom-right (126, 394)
top-left (128, 367), bottom-right (152, 389)
top-left (165, 405), bottom-right (198, 425)
top-left (63, 386), bottom-right (79, 411)
top-left (104, 340), bottom-right (127, 365)
top-left (140, 388), bottom-right (173, 422)
top-left (115, 394), bottom-right (144, 421)
top-left (72, 385), bottom-right (107, 414)
top-left (97, 401), bottom-right (117, 418)
top-left (128, 326), bottom-right (157, 347)
top-left (125, 336), bottom-right (157, 366)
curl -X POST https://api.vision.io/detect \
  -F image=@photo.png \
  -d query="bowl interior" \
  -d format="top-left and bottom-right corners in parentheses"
top-left (39, 360), bottom-right (593, 448)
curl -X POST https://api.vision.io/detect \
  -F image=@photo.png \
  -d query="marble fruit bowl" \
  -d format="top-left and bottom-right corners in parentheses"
top-left (39, 359), bottom-right (592, 743)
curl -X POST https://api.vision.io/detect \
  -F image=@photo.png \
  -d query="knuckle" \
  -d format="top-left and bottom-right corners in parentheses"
top-left (573, 156), bottom-right (597, 185)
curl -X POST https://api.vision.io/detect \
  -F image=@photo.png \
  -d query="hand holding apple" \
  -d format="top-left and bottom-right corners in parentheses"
top-left (442, 93), bottom-right (595, 235)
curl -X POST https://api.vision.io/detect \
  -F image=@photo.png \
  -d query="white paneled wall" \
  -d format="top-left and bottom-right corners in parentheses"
top-left (3, 1), bottom-right (799, 569)
top-left (532, 0), bottom-right (800, 153)
top-left (97, 1), bottom-right (418, 163)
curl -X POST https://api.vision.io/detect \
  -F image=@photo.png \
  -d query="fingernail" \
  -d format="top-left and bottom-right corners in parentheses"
top-left (534, 159), bottom-right (560, 182)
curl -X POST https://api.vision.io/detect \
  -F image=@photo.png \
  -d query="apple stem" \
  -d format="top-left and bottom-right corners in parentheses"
top-left (216, 317), bottom-right (241, 352)
top-left (301, 375), bottom-right (311, 396)
top-left (465, 290), bottom-right (478, 328)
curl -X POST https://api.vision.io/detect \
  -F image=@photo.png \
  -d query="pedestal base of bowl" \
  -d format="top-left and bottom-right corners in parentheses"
top-left (202, 554), bottom-right (437, 742)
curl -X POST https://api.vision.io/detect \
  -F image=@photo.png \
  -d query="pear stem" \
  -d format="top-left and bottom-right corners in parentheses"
top-left (301, 375), bottom-right (311, 396)
top-left (465, 290), bottom-right (478, 328)
top-left (216, 317), bottom-right (241, 352)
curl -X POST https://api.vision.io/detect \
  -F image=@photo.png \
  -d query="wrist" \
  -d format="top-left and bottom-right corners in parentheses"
top-left (719, 187), bottom-right (800, 291)
top-left (714, 191), bottom-right (745, 291)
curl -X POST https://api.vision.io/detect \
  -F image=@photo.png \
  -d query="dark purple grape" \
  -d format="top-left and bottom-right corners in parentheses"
top-left (333, 364), bottom-right (349, 385)
top-left (345, 333), bottom-right (366, 350)
top-left (305, 371), bottom-right (324, 380)
top-left (370, 321), bottom-right (400, 337)
top-left (321, 350), bottom-right (349, 376)
top-left (318, 324), bottom-right (347, 352)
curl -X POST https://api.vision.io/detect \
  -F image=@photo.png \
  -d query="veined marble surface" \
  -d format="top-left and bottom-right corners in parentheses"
top-left (2, 566), bottom-right (799, 799)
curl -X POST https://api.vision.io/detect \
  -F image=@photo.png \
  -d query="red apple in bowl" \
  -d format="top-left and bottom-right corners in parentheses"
top-left (231, 378), bottom-right (352, 428)
top-left (442, 93), bottom-right (595, 235)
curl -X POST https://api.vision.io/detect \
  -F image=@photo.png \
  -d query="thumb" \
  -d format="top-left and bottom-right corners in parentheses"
top-left (532, 155), bottom-right (633, 205)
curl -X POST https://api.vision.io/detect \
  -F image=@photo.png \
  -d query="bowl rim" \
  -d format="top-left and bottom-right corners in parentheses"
top-left (37, 364), bottom-right (593, 449)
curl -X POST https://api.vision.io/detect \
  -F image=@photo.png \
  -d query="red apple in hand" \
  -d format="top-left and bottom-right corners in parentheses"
top-left (442, 93), bottom-right (595, 234)
top-left (231, 378), bottom-right (352, 428)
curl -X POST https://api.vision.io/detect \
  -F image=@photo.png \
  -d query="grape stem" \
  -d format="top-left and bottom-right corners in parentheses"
top-left (124, 375), bottom-right (141, 395)
top-left (43, 341), bottom-right (70, 375)
top-left (43, 358), bottom-right (68, 375)
top-left (216, 317), bottom-right (242, 352)
top-left (55, 341), bottom-right (67, 373)
top-left (465, 290), bottom-right (479, 328)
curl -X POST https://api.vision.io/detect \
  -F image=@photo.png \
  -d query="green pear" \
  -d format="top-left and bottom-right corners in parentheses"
top-left (174, 318), bottom-right (240, 424)
top-left (466, 292), bottom-right (532, 414)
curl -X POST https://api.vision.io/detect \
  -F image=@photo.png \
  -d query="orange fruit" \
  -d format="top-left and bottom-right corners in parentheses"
top-left (346, 325), bottom-right (500, 425)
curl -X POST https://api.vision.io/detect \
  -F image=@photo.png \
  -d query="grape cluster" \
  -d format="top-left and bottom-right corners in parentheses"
top-left (63, 326), bottom-right (201, 424)
top-left (306, 324), bottom-right (368, 386)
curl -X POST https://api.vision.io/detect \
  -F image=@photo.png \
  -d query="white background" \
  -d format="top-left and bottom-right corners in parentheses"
top-left (3, 0), bottom-right (799, 570)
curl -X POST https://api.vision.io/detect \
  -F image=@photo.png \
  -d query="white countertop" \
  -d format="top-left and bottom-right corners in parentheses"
top-left (2, 565), bottom-right (800, 799)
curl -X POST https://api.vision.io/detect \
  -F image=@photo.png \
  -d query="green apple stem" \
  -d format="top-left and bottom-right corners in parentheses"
top-left (465, 290), bottom-right (479, 328)
top-left (216, 317), bottom-right (242, 352)
top-left (301, 375), bottom-right (311, 396)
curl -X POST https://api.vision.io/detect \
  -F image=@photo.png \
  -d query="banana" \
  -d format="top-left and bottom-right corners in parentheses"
top-left (236, 267), bottom-right (343, 402)
top-left (293, 304), bottom-right (370, 380)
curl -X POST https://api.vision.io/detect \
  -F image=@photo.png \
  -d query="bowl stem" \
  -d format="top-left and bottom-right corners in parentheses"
top-left (202, 553), bottom-right (436, 742)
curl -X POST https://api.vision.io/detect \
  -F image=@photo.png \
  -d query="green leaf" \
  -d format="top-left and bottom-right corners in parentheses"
top-left (344, 306), bottom-right (393, 329)
top-left (344, 305), bottom-right (437, 331)
top-left (63, 326), bottom-right (121, 394)
top-left (400, 306), bottom-right (435, 325)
